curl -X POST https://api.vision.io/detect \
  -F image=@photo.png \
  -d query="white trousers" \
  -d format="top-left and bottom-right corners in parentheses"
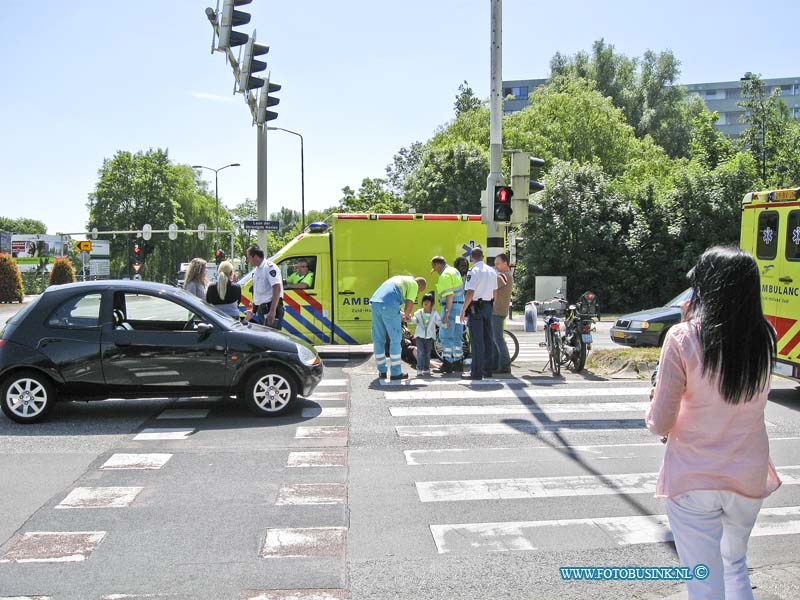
top-left (666, 490), bottom-right (763, 599)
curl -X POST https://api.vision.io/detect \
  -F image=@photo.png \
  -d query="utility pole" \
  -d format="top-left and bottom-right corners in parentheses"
top-left (485, 0), bottom-right (506, 266)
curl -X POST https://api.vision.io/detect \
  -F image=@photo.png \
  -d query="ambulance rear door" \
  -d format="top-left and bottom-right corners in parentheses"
top-left (774, 206), bottom-right (800, 366)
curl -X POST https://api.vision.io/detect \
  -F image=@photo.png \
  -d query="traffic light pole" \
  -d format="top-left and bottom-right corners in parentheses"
top-left (257, 124), bottom-right (268, 251)
top-left (485, 0), bottom-right (506, 266)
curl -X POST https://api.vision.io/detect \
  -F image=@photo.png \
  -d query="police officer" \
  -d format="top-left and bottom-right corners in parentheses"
top-left (370, 275), bottom-right (427, 380)
top-left (430, 256), bottom-right (465, 374)
top-left (244, 245), bottom-right (284, 329)
top-left (460, 247), bottom-right (497, 380)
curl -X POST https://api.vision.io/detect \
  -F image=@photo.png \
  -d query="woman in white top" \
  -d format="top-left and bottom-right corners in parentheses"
top-left (183, 257), bottom-right (208, 300)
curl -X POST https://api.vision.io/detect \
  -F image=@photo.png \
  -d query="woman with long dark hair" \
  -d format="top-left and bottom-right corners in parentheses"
top-left (647, 246), bottom-right (781, 599)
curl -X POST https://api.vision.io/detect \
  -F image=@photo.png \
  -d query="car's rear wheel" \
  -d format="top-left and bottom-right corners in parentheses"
top-left (241, 366), bottom-right (297, 417)
top-left (1, 370), bottom-right (55, 424)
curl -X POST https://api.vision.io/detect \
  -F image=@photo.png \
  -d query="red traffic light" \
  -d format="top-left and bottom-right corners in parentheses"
top-left (496, 187), bottom-right (512, 203)
top-left (133, 243), bottom-right (141, 255)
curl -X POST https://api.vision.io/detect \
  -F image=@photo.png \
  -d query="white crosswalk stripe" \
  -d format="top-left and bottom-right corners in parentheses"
top-left (382, 375), bottom-right (800, 557)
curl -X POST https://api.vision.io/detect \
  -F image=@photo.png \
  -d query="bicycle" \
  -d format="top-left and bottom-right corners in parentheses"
top-left (433, 326), bottom-right (519, 364)
top-left (541, 309), bottom-right (562, 376)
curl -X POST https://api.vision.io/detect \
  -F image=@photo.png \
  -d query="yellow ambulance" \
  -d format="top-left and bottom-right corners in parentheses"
top-left (740, 186), bottom-right (800, 379)
top-left (240, 213), bottom-right (488, 345)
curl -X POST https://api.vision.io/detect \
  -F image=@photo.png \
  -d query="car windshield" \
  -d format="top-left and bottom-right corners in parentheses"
top-left (666, 288), bottom-right (693, 307)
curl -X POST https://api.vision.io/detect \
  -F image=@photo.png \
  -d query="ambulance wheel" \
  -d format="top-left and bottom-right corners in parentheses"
top-left (241, 367), bottom-right (297, 417)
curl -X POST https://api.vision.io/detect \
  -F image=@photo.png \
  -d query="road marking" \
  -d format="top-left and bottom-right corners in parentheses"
top-left (396, 420), bottom-right (643, 437)
top-left (295, 426), bottom-right (348, 439)
top-left (430, 506), bottom-right (800, 554)
top-left (260, 527), bottom-right (347, 558)
top-left (56, 487), bottom-right (144, 509)
top-left (133, 428), bottom-right (194, 440)
top-left (243, 589), bottom-right (347, 600)
top-left (0, 597), bottom-right (52, 600)
top-left (317, 379), bottom-right (348, 387)
top-left (0, 531), bottom-right (106, 563)
top-left (305, 391), bottom-right (349, 400)
top-left (404, 437), bottom-right (800, 464)
top-left (417, 466), bottom-right (800, 502)
top-left (287, 450), bottom-right (347, 468)
top-left (156, 409), bottom-right (210, 419)
top-left (390, 401), bottom-right (651, 417)
top-left (101, 453), bottom-right (173, 470)
top-left (302, 407), bottom-right (348, 418)
top-left (385, 386), bottom-right (647, 401)
top-left (380, 376), bottom-right (645, 387)
top-left (276, 483), bottom-right (347, 505)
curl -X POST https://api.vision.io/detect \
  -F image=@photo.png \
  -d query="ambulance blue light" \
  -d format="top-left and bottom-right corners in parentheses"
top-left (308, 222), bottom-right (328, 233)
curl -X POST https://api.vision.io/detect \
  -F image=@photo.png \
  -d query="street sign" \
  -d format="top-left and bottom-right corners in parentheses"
top-left (197, 224), bottom-right (206, 240)
top-left (75, 240), bottom-right (92, 252)
top-left (142, 224), bottom-right (152, 241)
top-left (168, 223), bottom-right (178, 240)
top-left (243, 220), bottom-right (280, 231)
top-left (133, 263), bottom-right (143, 274)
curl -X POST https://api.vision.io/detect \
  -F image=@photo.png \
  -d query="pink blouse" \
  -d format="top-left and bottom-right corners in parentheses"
top-left (646, 321), bottom-right (782, 499)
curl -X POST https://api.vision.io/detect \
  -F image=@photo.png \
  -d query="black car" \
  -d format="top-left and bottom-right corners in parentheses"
top-left (609, 288), bottom-right (693, 347)
top-left (0, 280), bottom-right (323, 423)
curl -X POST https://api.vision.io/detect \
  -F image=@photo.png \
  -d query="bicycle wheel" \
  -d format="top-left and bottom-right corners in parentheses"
top-left (549, 332), bottom-right (561, 376)
top-left (504, 329), bottom-right (519, 363)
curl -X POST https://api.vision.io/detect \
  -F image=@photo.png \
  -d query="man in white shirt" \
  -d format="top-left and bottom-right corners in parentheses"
top-left (244, 245), bottom-right (284, 329)
top-left (460, 247), bottom-right (498, 380)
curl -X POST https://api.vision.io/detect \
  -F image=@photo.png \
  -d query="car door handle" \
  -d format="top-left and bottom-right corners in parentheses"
top-left (338, 291), bottom-right (354, 295)
top-left (780, 276), bottom-right (793, 283)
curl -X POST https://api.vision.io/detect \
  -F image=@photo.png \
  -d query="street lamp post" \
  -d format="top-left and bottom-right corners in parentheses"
top-left (267, 127), bottom-right (305, 230)
top-left (191, 163), bottom-right (241, 248)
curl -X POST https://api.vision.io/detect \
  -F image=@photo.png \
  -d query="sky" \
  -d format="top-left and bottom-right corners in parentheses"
top-left (2, 0), bottom-right (798, 235)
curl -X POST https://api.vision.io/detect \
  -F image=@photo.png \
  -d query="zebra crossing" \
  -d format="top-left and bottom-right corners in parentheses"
top-left (378, 374), bottom-right (800, 560)
top-left (0, 376), bottom-right (353, 599)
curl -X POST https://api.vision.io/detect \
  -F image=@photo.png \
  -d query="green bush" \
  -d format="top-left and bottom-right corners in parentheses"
top-left (20, 271), bottom-right (48, 295)
top-left (49, 257), bottom-right (77, 286)
top-left (0, 253), bottom-right (24, 303)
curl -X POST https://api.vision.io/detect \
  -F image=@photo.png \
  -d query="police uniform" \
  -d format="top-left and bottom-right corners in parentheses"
top-left (370, 275), bottom-right (419, 378)
top-left (435, 264), bottom-right (465, 369)
top-left (252, 260), bottom-right (284, 329)
top-left (463, 260), bottom-right (497, 379)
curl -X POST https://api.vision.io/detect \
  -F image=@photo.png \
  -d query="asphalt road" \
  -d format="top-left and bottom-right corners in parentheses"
top-left (0, 317), bottom-right (799, 599)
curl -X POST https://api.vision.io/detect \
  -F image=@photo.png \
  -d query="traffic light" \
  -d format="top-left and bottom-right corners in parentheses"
top-left (215, 249), bottom-right (226, 266)
top-left (133, 242), bottom-right (141, 263)
top-left (493, 186), bottom-right (514, 222)
top-left (217, 0), bottom-right (252, 51)
top-left (238, 34), bottom-right (270, 92)
top-left (256, 77), bottom-right (281, 124)
top-left (510, 152), bottom-right (546, 225)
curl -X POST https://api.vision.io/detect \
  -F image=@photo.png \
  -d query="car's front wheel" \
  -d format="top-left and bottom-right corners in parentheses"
top-left (1, 370), bottom-right (56, 424)
top-left (241, 366), bottom-right (297, 417)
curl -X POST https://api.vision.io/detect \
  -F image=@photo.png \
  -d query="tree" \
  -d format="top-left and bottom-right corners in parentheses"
top-left (402, 142), bottom-right (488, 214)
top-left (87, 149), bottom-right (217, 282)
top-left (517, 161), bottom-right (635, 310)
top-left (337, 178), bottom-right (407, 214)
top-left (385, 142), bottom-right (425, 194)
top-left (48, 257), bottom-right (76, 286)
top-left (454, 80), bottom-right (482, 116)
top-left (0, 254), bottom-right (24, 302)
top-left (550, 41), bottom-right (695, 157)
top-left (774, 119), bottom-right (800, 188)
top-left (689, 110), bottom-right (735, 169)
top-left (0, 217), bottom-right (47, 234)
top-left (738, 73), bottom-right (792, 184)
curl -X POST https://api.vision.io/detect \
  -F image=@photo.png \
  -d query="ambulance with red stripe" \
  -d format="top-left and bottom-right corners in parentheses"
top-left (740, 186), bottom-right (800, 379)
top-left (239, 214), bottom-right (487, 346)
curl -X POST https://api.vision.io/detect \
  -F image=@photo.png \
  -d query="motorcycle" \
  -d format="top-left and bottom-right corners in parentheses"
top-left (560, 291), bottom-right (597, 373)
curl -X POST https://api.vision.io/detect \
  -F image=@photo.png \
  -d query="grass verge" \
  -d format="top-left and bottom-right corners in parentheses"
top-left (587, 347), bottom-right (661, 378)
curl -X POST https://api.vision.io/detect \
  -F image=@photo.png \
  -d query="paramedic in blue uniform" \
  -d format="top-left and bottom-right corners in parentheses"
top-left (370, 275), bottom-right (427, 380)
top-left (244, 245), bottom-right (284, 329)
top-left (430, 256), bottom-right (465, 373)
top-left (460, 247), bottom-right (497, 380)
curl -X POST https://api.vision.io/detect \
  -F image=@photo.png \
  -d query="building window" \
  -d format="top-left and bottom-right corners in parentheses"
top-left (511, 87), bottom-right (528, 98)
top-left (794, 84), bottom-right (800, 96)
top-left (704, 90), bottom-right (726, 100)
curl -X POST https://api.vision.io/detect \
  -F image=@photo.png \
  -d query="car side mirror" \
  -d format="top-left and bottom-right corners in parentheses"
top-left (197, 322), bottom-right (214, 335)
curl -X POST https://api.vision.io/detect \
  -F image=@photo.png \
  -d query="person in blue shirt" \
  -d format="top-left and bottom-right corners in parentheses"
top-left (370, 275), bottom-right (426, 380)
